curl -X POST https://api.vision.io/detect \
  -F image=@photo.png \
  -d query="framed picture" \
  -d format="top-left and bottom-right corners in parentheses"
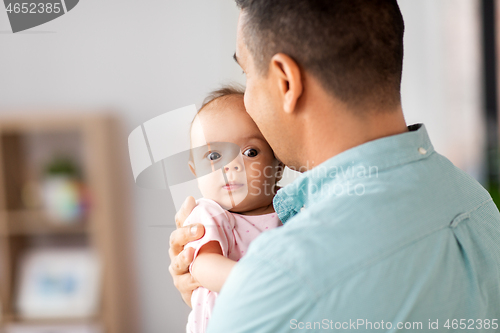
top-left (16, 248), bottom-right (101, 319)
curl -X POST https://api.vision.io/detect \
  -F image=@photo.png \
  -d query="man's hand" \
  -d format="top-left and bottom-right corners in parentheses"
top-left (168, 196), bottom-right (205, 307)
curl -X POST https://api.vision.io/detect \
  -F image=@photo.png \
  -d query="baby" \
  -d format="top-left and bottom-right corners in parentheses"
top-left (183, 85), bottom-right (284, 333)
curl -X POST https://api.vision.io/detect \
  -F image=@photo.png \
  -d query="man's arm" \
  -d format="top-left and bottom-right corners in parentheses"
top-left (207, 254), bottom-right (313, 333)
top-left (168, 196), bottom-right (206, 308)
top-left (207, 235), bottom-right (460, 333)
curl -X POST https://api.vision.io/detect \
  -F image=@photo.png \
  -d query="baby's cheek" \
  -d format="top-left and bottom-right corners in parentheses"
top-left (197, 171), bottom-right (222, 197)
top-left (245, 161), bottom-right (263, 180)
top-left (249, 174), bottom-right (272, 199)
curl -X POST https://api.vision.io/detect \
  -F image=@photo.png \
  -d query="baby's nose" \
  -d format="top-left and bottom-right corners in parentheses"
top-left (223, 158), bottom-right (243, 172)
top-left (224, 164), bottom-right (241, 172)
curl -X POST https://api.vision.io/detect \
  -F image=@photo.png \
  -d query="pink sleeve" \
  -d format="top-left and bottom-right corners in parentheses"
top-left (182, 200), bottom-right (233, 273)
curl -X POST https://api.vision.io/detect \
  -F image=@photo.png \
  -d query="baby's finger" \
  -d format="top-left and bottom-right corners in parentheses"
top-left (175, 196), bottom-right (197, 228)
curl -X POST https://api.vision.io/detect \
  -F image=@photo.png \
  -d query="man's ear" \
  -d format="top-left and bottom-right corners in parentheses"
top-left (269, 53), bottom-right (303, 114)
top-left (188, 160), bottom-right (196, 177)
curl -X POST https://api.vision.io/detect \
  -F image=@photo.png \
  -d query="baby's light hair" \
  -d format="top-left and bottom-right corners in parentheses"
top-left (199, 83), bottom-right (245, 114)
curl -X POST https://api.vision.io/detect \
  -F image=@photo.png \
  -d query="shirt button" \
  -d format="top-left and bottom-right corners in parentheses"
top-left (418, 147), bottom-right (427, 155)
top-left (300, 205), bottom-right (306, 212)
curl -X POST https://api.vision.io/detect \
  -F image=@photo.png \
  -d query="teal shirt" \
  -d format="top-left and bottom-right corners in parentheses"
top-left (207, 124), bottom-right (500, 332)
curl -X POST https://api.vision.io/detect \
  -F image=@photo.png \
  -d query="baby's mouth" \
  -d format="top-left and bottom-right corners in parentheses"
top-left (222, 182), bottom-right (244, 191)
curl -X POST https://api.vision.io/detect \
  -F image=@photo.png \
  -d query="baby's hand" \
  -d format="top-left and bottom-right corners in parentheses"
top-left (168, 196), bottom-right (205, 308)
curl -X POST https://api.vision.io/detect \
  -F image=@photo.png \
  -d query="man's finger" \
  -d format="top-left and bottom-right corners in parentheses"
top-left (169, 267), bottom-right (200, 291)
top-left (175, 196), bottom-right (197, 228)
top-left (180, 274), bottom-right (201, 308)
top-left (169, 247), bottom-right (196, 274)
top-left (182, 292), bottom-right (193, 308)
top-left (169, 224), bottom-right (205, 256)
top-left (167, 268), bottom-right (200, 308)
top-left (179, 274), bottom-right (201, 308)
top-left (168, 250), bottom-right (201, 308)
top-left (184, 273), bottom-right (201, 292)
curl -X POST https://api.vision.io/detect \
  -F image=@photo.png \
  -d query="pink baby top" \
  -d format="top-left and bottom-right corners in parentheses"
top-left (183, 198), bottom-right (282, 333)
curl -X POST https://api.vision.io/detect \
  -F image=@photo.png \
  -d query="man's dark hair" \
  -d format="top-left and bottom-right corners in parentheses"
top-left (235, 0), bottom-right (405, 110)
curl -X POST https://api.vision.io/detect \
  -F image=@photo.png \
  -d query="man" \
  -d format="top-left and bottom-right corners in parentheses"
top-left (169, 0), bottom-right (500, 331)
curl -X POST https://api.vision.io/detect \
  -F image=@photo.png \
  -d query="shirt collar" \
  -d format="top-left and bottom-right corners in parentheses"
top-left (273, 123), bottom-right (434, 224)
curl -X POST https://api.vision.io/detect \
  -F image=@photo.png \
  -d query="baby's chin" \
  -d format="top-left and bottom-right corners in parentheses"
top-left (202, 185), bottom-right (273, 213)
top-left (216, 198), bottom-right (249, 212)
top-left (227, 197), bottom-right (274, 215)
top-left (209, 195), bottom-right (257, 213)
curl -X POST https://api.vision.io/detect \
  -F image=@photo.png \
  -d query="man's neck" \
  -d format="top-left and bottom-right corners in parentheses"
top-left (301, 103), bottom-right (408, 170)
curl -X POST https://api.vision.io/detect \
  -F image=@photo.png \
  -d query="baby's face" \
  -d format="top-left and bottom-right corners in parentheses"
top-left (189, 96), bottom-right (281, 214)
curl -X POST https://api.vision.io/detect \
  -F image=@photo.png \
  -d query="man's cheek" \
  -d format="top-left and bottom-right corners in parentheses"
top-left (245, 93), bottom-right (258, 120)
top-left (243, 91), bottom-right (253, 114)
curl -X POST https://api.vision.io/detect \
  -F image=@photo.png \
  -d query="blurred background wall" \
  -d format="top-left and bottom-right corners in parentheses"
top-left (400, 0), bottom-right (485, 182)
top-left (0, 0), bottom-right (490, 332)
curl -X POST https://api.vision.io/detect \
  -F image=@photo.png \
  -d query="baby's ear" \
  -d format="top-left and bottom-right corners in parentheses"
top-left (188, 160), bottom-right (197, 177)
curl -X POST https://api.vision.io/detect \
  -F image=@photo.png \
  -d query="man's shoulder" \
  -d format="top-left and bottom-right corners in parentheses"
top-left (246, 147), bottom-right (499, 285)
top-left (244, 214), bottom-right (389, 294)
top-left (248, 189), bottom-right (498, 296)
top-left (247, 215), bottom-right (450, 294)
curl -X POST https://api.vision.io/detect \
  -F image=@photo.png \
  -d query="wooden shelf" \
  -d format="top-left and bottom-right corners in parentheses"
top-left (0, 114), bottom-right (139, 333)
top-left (3, 210), bottom-right (88, 236)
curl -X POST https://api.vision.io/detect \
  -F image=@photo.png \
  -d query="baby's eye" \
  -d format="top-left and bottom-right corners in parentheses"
top-left (243, 148), bottom-right (258, 158)
top-left (206, 151), bottom-right (222, 161)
